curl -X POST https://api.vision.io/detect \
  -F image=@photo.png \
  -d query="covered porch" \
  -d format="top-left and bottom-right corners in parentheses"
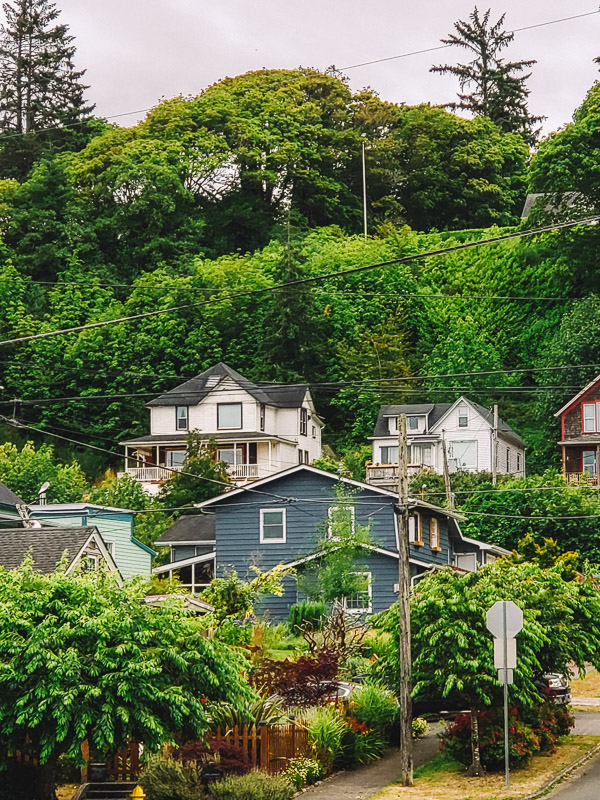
top-left (559, 438), bottom-right (600, 485)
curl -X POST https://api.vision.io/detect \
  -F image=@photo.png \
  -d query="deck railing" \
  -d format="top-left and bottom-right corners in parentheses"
top-left (125, 466), bottom-right (174, 482)
top-left (565, 472), bottom-right (599, 486)
top-left (227, 463), bottom-right (260, 480)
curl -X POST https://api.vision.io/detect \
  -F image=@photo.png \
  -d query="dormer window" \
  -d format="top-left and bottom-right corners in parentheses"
top-left (458, 404), bottom-right (468, 428)
top-left (218, 403), bottom-right (242, 430)
top-left (408, 416), bottom-right (419, 431)
top-left (176, 406), bottom-right (189, 431)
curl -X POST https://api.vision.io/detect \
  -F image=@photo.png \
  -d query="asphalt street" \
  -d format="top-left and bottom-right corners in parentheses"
top-left (542, 712), bottom-right (600, 800)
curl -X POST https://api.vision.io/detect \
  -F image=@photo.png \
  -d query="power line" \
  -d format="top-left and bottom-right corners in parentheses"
top-left (0, 216), bottom-right (597, 349)
top-left (338, 9), bottom-right (600, 70)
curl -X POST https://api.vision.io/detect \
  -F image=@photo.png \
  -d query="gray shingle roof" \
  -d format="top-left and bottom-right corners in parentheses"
top-left (146, 362), bottom-right (308, 409)
top-left (0, 481), bottom-right (23, 508)
top-left (121, 432), bottom-right (297, 446)
top-left (0, 526), bottom-right (97, 573)
top-left (155, 515), bottom-right (215, 545)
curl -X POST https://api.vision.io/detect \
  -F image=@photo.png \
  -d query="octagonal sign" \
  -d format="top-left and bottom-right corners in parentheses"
top-left (486, 600), bottom-right (523, 639)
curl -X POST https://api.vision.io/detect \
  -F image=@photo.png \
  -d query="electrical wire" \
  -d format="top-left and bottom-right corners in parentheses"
top-left (0, 215), bottom-right (597, 349)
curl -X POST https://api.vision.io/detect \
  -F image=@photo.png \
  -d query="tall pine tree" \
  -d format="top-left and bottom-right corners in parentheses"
top-left (431, 7), bottom-right (542, 143)
top-left (0, 0), bottom-right (95, 177)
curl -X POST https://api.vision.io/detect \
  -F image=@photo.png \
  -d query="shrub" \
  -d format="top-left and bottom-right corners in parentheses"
top-left (306, 706), bottom-right (348, 772)
top-left (176, 740), bottom-right (251, 775)
top-left (348, 682), bottom-right (398, 740)
top-left (412, 717), bottom-right (428, 739)
top-left (140, 754), bottom-right (204, 800)
top-left (339, 655), bottom-right (374, 681)
top-left (521, 699), bottom-right (574, 753)
top-left (284, 756), bottom-right (323, 789)
top-left (253, 648), bottom-right (339, 707)
top-left (288, 601), bottom-right (326, 633)
top-left (206, 697), bottom-right (289, 732)
top-left (441, 708), bottom-right (541, 770)
top-left (208, 770), bottom-right (295, 800)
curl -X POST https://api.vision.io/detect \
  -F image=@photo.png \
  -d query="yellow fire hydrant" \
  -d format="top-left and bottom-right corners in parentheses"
top-left (130, 786), bottom-right (146, 799)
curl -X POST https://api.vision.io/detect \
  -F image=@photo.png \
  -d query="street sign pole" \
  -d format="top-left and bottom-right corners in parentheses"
top-left (503, 604), bottom-right (510, 791)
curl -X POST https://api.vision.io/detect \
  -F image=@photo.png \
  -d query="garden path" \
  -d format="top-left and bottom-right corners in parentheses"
top-left (299, 723), bottom-right (443, 800)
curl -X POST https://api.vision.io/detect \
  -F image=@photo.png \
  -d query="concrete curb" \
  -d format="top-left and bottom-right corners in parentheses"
top-left (521, 742), bottom-right (600, 800)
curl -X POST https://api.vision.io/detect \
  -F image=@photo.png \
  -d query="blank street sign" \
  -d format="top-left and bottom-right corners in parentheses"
top-left (486, 601), bottom-right (523, 639)
top-left (494, 638), bottom-right (517, 669)
top-left (497, 668), bottom-right (514, 684)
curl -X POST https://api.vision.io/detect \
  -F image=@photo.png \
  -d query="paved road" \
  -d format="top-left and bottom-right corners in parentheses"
top-left (546, 750), bottom-right (600, 800)
top-left (573, 711), bottom-right (600, 735)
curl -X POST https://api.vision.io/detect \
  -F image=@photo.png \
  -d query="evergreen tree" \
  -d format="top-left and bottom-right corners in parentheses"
top-left (0, 0), bottom-right (95, 177)
top-left (431, 7), bottom-right (542, 143)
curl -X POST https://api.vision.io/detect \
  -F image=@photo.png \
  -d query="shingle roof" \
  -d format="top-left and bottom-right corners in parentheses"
top-left (467, 400), bottom-right (525, 446)
top-left (121, 432), bottom-right (297, 446)
top-left (372, 404), bottom-right (451, 437)
top-left (0, 481), bottom-right (23, 508)
top-left (0, 526), bottom-right (97, 573)
top-left (155, 515), bottom-right (215, 545)
top-left (146, 362), bottom-right (308, 409)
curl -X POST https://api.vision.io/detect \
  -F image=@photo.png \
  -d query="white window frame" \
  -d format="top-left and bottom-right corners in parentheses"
top-left (458, 403), bottom-right (468, 428)
top-left (312, 425), bottom-right (317, 439)
top-left (380, 445), bottom-right (398, 464)
top-left (517, 452), bottom-right (521, 473)
top-left (176, 405), bottom-right (189, 431)
top-left (217, 402), bottom-right (243, 430)
top-left (408, 416), bottom-right (419, 431)
top-left (260, 508), bottom-right (287, 543)
top-left (167, 449), bottom-right (186, 469)
top-left (429, 518), bottom-right (440, 551)
top-left (327, 505), bottom-right (356, 538)
top-left (259, 403), bottom-right (265, 432)
top-left (409, 512), bottom-right (423, 545)
top-left (506, 447), bottom-right (510, 472)
top-left (300, 408), bottom-right (308, 436)
top-left (344, 572), bottom-right (372, 613)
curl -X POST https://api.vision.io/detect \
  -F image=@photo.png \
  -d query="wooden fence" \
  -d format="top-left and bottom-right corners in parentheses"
top-left (210, 723), bottom-right (309, 775)
top-left (106, 740), bottom-right (141, 781)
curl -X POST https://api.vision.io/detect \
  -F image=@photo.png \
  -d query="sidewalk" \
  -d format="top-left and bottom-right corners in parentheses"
top-left (299, 725), bottom-right (442, 800)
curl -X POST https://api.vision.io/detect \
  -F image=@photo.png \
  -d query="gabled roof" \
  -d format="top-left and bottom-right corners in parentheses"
top-left (554, 373), bottom-right (600, 417)
top-left (431, 397), bottom-right (525, 447)
top-left (0, 526), bottom-right (118, 574)
top-left (155, 514), bottom-right (216, 546)
top-left (0, 481), bottom-right (23, 508)
top-left (146, 362), bottom-right (309, 409)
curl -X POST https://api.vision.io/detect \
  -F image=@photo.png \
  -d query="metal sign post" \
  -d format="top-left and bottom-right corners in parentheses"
top-left (486, 601), bottom-right (523, 791)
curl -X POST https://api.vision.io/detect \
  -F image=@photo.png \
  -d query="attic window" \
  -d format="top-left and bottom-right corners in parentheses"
top-left (408, 416), bottom-right (419, 430)
top-left (458, 404), bottom-right (468, 428)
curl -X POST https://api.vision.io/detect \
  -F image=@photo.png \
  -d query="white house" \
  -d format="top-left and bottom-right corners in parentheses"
top-left (366, 398), bottom-right (525, 488)
top-left (121, 363), bottom-right (324, 494)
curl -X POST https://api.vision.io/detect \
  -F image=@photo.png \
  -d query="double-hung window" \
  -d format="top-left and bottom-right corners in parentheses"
top-left (260, 509), bottom-right (286, 542)
top-left (408, 512), bottom-right (423, 545)
top-left (344, 573), bottom-right (372, 613)
top-left (582, 402), bottom-right (600, 432)
top-left (300, 408), bottom-right (308, 436)
top-left (259, 404), bottom-right (265, 432)
top-left (327, 505), bottom-right (355, 538)
top-left (217, 403), bottom-right (242, 430)
top-left (430, 518), bottom-right (440, 551)
top-left (176, 406), bottom-right (189, 431)
top-left (458, 403), bottom-right (468, 428)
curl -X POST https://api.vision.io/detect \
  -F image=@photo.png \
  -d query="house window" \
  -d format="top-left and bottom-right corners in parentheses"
top-left (408, 416), bottom-right (419, 430)
top-left (506, 448), bottom-right (510, 471)
top-left (449, 441), bottom-right (477, 470)
top-left (260, 509), bottom-right (286, 542)
top-left (517, 453), bottom-right (522, 473)
top-left (217, 403), bottom-right (242, 430)
top-left (104, 542), bottom-right (114, 557)
top-left (389, 416), bottom-right (398, 433)
top-left (217, 445), bottom-right (244, 466)
top-left (409, 512), bottom-right (422, 545)
top-left (176, 406), bottom-right (189, 431)
top-left (81, 554), bottom-right (100, 572)
top-left (583, 450), bottom-right (596, 476)
top-left (175, 559), bottom-right (214, 593)
top-left (380, 446), bottom-right (398, 464)
top-left (312, 425), bottom-right (317, 439)
top-left (167, 450), bottom-right (186, 470)
top-left (344, 573), bottom-right (372, 613)
top-left (328, 506), bottom-right (355, 538)
top-left (259, 403), bottom-right (265, 432)
top-left (582, 403), bottom-right (600, 433)
top-left (303, 450), bottom-right (310, 464)
top-left (458, 404), bottom-right (468, 428)
top-left (411, 443), bottom-right (432, 467)
top-left (430, 518), bottom-right (440, 551)
top-left (300, 408), bottom-right (308, 436)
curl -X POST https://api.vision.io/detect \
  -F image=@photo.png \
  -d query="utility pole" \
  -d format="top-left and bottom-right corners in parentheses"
top-left (441, 431), bottom-right (454, 510)
top-left (362, 140), bottom-right (368, 241)
top-left (492, 404), bottom-right (499, 486)
top-left (396, 414), bottom-right (413, 785)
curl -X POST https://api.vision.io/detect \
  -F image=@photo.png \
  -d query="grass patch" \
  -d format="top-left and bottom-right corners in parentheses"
top-left (571, 668), bottom-right (600, 697)
top-left (378, 735), bottom-right (600, 800)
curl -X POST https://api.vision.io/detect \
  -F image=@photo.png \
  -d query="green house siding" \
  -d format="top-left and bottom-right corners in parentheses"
top-left (31, 508), bottom-right (152, 579)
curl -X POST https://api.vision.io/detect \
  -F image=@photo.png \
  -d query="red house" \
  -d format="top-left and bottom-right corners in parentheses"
top-left (555, 374), bottom-right (600, 483)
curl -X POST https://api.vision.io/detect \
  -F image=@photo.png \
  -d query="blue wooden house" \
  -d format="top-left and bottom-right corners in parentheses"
top-left (154, 466), bottom-right (508, 619)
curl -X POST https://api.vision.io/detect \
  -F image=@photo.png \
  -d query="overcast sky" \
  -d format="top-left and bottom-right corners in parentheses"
top-left (52, 1), bottom-right (600, 136)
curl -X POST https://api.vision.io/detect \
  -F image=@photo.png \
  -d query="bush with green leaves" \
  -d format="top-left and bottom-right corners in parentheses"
top-left (339, 655), bottom-right (374, 682)
top-left (305, 706), bottom-right (347, 773)
top-left (284, 757), bottom-right (323, 789)
top-left (287, 601), bottom-right (326, 633)
top-left (208, 771), bottom-right (295, 800)
top-left (139, 754), bottom-right (204, 800)
top-left (348, 682), bottom-right (398, 740)
top-left (411, 717), bottom-right (428, 739)
top-left (206, 696), bottom-right (289, 732)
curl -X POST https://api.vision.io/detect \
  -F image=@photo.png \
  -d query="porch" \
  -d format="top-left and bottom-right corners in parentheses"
top-left (365, 462), bottom-right (435, 488)
top-left (560, 440), bottom-right (600, 486)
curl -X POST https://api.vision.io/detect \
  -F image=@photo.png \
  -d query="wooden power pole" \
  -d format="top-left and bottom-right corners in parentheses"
top-left (396, 414), bottom-right (413, 785)
top-left (441, 431), bottom-right (454, 510)
top-left (492, 404), bottom-right (499, 486)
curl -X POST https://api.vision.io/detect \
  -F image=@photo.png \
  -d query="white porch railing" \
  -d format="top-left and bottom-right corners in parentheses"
top-left (366, 463), bottom-right (434, 485)
top-left (228, 463), bottom-right (259, 479)
top-left (125, 466), bottom-right (174, 482)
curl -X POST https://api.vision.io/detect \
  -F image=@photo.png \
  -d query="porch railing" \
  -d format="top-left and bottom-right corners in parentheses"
top-left (228, 463), bottom-right (260, 479)
top-left (366, 463), bottom-right (432, 484)
top-left (125, 466), bottom-right (174, 482)
top-left (565, 472), bottom-right (599, 486)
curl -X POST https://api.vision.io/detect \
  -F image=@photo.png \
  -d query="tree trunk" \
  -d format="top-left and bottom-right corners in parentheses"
top-left (37, 757), bottom-right (58, 800)
top-left (467, 706), bottom-right (485, 777)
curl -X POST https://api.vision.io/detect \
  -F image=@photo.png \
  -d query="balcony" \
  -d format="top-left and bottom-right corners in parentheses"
top-left (124, 466), bottom-right (175, 482)
top-left (227, 463), bottom-right (259, 480)
top-left (366, 462), bottom-right (436, 487)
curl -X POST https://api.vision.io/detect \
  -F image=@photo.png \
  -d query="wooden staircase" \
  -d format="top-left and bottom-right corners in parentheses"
top-left (77, 783), bottom-right (137, 800)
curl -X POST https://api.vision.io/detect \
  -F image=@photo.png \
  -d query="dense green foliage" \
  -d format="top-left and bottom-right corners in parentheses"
top-left (0, 440), bottom-right (87, 502)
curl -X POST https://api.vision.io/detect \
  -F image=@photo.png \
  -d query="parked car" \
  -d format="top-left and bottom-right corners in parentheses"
top-left (533, 673), bottom-right (572, 704)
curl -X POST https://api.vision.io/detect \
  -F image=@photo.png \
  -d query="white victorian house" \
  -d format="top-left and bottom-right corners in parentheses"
top-left (366, 397), bottom-right (525, 488)
top-left (121, 363), bottom-right (324, 494)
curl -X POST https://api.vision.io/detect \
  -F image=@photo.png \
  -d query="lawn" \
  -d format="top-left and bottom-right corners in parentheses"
top-left (571, 668), bottom-right (600, 697)
top-left (377, 735), bottom-right (600, 800)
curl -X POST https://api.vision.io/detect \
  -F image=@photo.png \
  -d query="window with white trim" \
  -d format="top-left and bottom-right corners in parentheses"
top-left (449, 440), bottom-right (477, 470)
top-left (380, 445), bottom-right (398, 464)
top-left (344, 573), bottom-right (372, 613)
top-left (312, 425), bottom-right (317, 439)
top-left (327, 505), bottom-right (355, 538)
top-left (582, 402), bottom-right (600, 433)
top-left (175, 559), bottom-right (214, 593)
top-left (409, 512), bottom-right (423, 545)
top-left (259, 403), bottom-right (265, 432)
top-left (300, 408), bottom-right (308, 436)
top-left (430, 518), bottom-right (440, 551)
top-left (506, 447), bottom-right (510, 471)
top-left (408, 416), bottom-right (419, 430)
top-left (517, 453), bottom-right (522, 473)
top-left (217, 403), bottom-right (242, 430)
top-left (458, 403), bottom-right (468, 428)
top-left (260, 509), bottom-right (286, 542)
top-left (176, 406), bottom-right (189, 431)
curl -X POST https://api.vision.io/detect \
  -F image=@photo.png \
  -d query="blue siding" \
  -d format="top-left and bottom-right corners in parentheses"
top-left (212, 469), bottom-right (461, 618)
